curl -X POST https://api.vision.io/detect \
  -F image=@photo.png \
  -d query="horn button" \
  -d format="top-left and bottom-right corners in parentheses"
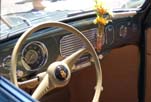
top-left (55, 65), bottom-right (68, 81)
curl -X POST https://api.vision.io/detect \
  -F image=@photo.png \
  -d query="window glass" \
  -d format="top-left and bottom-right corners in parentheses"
top-left (1, 0), bottom-right (146, 16)
top-left (0, 0), bottom-right (146, 41)
top-left (106, 0), bottom-right (146, 9)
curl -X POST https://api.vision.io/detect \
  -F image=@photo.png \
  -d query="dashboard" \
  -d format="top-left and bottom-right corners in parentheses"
top-left (0, 14), bottom-right (140, 80)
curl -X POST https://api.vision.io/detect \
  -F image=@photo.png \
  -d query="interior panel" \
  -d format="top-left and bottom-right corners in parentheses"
top-left (69, 45), bottom-right (140, 102)
top-left (144, 28), bottom-right (151, 102)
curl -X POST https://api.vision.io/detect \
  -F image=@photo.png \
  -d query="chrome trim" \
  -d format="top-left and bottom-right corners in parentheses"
top-left (72, 54), bottom-right (104, 72)
top-left (112, 11), bottom-right (137, 19)
top-left (72, 61), bottom-right (91, 72)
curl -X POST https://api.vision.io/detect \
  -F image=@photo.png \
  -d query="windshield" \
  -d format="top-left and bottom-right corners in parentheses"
top-left (1, 0), bottom-right (145, 15)
top-left (0, 0), bottom-right (145, 41)
top-left (1, 0), bottom-right (95, 15)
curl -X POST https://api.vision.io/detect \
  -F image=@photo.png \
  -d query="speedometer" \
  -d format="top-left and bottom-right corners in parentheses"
top-left (21, 41), bottom-right (48, 71)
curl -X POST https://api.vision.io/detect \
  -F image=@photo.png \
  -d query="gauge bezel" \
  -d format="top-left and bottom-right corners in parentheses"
top-left (104, 24), bottom-right (115, 45)
top-left (21, 41), bottom-right (48, 71)
top-left (2, 55), bottom-right (11, 70)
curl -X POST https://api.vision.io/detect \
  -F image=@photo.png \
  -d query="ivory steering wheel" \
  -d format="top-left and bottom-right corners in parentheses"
top-left (11, 22), bottom-right (103, 102)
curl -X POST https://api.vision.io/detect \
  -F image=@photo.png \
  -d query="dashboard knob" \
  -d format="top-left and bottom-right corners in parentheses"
top-left (120, 25), bottom-right (127, 38)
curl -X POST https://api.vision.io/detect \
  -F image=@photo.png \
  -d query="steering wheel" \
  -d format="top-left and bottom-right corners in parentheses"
top-left (11, 22), bottom-right (103, 102)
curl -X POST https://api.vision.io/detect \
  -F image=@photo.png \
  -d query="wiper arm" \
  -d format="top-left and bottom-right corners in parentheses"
top-left (0, 16), bottom-right (31, 28)
top-left (0, 16), bottom-right (12, 29)
top-left (11, 16), bottom-right (32, 26)
top-left (0, 16), bottom-right (31, 41)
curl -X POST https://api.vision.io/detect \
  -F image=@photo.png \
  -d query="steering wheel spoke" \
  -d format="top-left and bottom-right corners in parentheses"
top-left (32, 73), bottom-right (55, 100)
top-left (62, 48), bottom-right (88, 71)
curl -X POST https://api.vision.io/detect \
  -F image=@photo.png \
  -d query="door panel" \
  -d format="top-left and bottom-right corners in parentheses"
top-left (144, 28), bottom-right (151, 102)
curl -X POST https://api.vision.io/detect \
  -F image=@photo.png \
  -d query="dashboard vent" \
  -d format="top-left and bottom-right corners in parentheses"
top-left (60, 28), bottom-right (97, 57)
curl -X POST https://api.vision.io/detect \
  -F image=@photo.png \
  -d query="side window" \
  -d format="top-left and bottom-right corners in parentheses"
top-left (121, 0), bottom-right (145, 8)
top-left (106, 0), bottom-right (146, 9)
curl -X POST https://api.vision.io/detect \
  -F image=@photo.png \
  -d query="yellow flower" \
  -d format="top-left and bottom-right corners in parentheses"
top-left (94, 16), bottom-right (108, 25)
top-left (94, 0), bottom-right (113, 25)
top-left (96, 6), bottom-right (107, 15)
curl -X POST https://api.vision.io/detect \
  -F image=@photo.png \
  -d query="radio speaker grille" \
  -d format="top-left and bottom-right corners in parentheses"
top-left (60, 28), bottom-right (97, 57)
